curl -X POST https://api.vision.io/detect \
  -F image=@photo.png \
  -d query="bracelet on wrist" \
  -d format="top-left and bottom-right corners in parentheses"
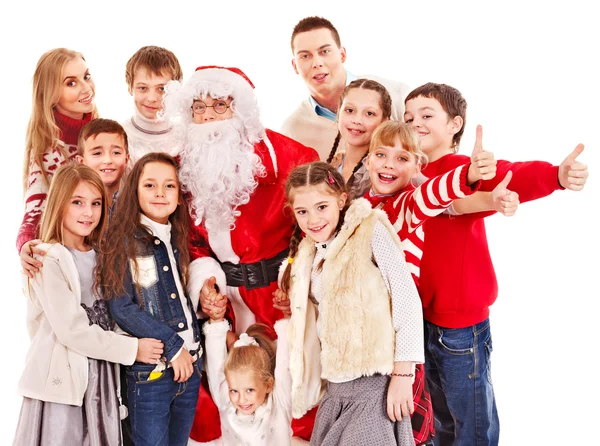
top-left (391, 372), bottom-right (414, 378)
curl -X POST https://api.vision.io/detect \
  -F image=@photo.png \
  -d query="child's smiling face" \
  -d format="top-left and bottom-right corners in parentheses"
top-left (367, 139), bottom-right (421, 195)
top-left (291, 184), bottom-right (347, 243)
top-left (226, 369), bottom-right (272, 415)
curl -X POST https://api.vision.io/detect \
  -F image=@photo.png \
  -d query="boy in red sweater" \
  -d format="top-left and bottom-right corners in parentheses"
top-left (402, 83), bottom-right (588, 446)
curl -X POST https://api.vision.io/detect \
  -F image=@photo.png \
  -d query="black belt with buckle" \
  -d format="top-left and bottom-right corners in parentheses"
top-left (220, 249), bottom-right (288, 290)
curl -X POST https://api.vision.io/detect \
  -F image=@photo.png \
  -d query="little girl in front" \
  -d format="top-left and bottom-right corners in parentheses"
top-left (203, 294), bottom-right (293, 446)
top-left (281, 161), bottom-right (423, 446)
top-left (14, 163), bottom-right (163, 445)
top-left (97, 152), bottom-right (202, 446)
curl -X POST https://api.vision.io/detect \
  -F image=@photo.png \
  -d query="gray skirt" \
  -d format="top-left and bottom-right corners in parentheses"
top-left (13, 358), bottom-right (122, 446)
top-left (310, 374), bottom-right (415, 446)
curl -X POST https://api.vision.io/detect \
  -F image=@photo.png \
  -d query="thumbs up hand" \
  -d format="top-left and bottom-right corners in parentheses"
top-left (467, 125), bottom-right (497, 184)
top-left (558, 144), bottom-right (588, 191)
top-left (492, 171), bottom-right (520, 217)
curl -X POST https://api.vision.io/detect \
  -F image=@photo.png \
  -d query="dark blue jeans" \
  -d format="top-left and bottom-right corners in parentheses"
top-left (425, 318), bottom-right (499, 446)
top-left (126, 362), bottom-right (201, 446)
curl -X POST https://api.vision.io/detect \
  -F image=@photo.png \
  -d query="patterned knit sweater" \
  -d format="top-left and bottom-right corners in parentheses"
top-left (365, 163), bottom-right (479, 288)
top-left (16, 111), bottom-right (92, 252)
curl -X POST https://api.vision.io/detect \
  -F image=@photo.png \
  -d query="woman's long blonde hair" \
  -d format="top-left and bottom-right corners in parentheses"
top-left (39, 163), bottom-right (107, 249)
top-left (23, 48), bottom-right (99, 191)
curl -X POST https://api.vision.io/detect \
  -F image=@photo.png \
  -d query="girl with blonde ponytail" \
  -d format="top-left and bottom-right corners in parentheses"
top-left (203, 286), bottom-right (294, 445)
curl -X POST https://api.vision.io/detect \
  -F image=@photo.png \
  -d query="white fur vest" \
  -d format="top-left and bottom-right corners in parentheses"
top-left (288, 198), bottom-right (401, 418)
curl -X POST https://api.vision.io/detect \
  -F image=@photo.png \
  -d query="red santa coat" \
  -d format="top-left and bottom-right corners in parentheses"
top-left (188, 129), bottom-right (318, 443)
top-left (188, 129), bottom-right (318, 327)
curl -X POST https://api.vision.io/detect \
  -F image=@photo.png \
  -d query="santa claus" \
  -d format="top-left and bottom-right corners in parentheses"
top-left (164, 66), bottom-right (318, 445)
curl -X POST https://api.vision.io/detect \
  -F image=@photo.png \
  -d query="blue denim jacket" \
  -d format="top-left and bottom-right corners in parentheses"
top-left (109, 231), bottom-right (201, 362)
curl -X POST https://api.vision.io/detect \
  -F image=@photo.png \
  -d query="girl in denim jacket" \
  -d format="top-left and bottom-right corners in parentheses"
top-left (98, 153), bottom-right (202, 446)
top-left (14, 164), bottom-right (163, 445)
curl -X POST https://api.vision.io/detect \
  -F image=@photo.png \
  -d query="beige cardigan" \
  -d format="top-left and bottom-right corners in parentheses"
top-left (18, 243), bottom-right (138, 406)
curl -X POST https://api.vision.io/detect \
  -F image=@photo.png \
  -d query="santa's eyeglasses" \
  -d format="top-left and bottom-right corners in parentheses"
top-left (191, 100), bottom-right (230, 115)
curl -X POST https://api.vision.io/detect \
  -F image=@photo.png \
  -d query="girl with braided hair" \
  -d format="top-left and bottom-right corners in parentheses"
top-left (326, 79), bottom-right (392, 199)
top-left (280, 161), bottom-right (423, 445)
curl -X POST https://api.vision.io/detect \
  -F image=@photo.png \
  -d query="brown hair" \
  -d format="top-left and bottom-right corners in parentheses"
top-left (405, 82), bottom-right (467, 151)
top-left (77, 118), bottom-right (129, 156)
top-left (291, 16), bottom-right (341, 52)
top-left (224, 323), bottom-right (277, 388)
top-left (326, 79), bottom-right (393, 189)
top-left (23, 48), bottom-right (99, 191)
top-left (280, 162), bottom-right (349, 294)
top-left (39, 163), bottom-right (107, 249)
top-left (369, 121), bottom-right (428, 166)
top-left (97, 152), bottom-right (190, 301)
top-left (125, 46), bottom-right (183, 92)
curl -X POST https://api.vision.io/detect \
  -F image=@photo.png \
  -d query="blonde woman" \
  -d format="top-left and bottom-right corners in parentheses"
top-left (18, 48), bottom-right (99, 275)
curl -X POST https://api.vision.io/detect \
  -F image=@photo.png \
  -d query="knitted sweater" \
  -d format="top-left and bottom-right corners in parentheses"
top-left (365, 163), bottom-right (479, 288)
top-left (16, 111), bottom-right (92, 252)
top-left (280, 74), bottom-right (410, 160)
top-left (122, 108), bottom-right (182, 165)
top-left (419, 153), bottom-right (563, 328)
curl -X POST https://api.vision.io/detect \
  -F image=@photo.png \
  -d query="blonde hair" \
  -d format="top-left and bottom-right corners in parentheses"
top-left (224, 324), bottom-right (277, 387)
top-left (39, 163), bottom-right (107, 249)
top-left (369, 121), bottom-right (428, 166)
top-left (23, 48), bottom-right (99, 191)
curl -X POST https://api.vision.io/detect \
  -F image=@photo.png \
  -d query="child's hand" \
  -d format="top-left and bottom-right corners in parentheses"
top-left (387, 374), bottom-right (414, 421)
top-left (558, 144), bottom-right (588, 191)
top-left (468, 125), bottom-right (496, 184)
top-left (491, 171), bottom-right (520, 217)
top-left (272, 288), bottom-right (292, 318)
top-left (171, 348), bottom-right (194, 383)
top-left (20, 239), bottom-right (45, 278)
top-left (200, 276), bottom-right (227, 319)
top-left (136, 338), bottom-right (164, 364)
top-left (208, 291), bottom-right (228, 322)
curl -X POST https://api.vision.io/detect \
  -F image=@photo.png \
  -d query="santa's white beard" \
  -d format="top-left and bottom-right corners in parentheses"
top-left (178, 117), bottom-right (265, 231)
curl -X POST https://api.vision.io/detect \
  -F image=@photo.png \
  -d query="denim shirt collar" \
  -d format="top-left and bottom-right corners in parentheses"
top-left (308, 70), bottom-right (357, 121)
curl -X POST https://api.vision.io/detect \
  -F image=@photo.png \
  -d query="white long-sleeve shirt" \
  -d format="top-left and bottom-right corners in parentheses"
top-left (203, 319), bottom-right (292, 446)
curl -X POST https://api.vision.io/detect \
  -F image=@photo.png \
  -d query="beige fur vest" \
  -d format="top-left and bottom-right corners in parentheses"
top-left (288, 198), bottom-right (401, 418)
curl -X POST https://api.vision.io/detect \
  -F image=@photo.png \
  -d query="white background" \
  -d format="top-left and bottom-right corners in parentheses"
top-left (1, 1), bottom-right (598, 444)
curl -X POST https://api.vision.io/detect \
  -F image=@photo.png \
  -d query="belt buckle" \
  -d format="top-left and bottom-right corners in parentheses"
top-left (241, 259), bottom-right (270, 290)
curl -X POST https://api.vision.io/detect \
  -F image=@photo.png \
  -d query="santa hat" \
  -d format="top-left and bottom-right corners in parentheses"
top-left (163, 65), bottom-right (265, 144)
top-left (193, 65), bottom-right (255, 94)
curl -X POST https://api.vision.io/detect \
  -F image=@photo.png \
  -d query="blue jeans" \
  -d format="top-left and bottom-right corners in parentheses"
top-left (425, 318), bottom-right (499, 446)
top-left (126, 362), bottom-right (201, 446)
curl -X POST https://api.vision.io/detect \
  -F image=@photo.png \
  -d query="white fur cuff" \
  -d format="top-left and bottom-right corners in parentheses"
top-left (202, 319), bottom-right (231, 336)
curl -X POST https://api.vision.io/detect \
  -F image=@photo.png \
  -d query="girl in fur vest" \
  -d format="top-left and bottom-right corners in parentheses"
top-left (280, 161), bottom-right (424, 446)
